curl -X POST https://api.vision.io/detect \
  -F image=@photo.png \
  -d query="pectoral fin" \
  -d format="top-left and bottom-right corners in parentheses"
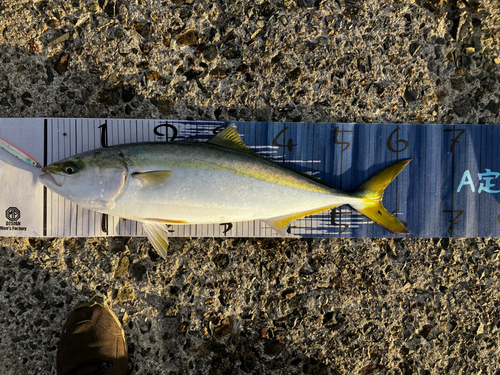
top-left (132, 170), bottom-right (172, 188)
top-left (263, 205), bottom-right (337, 237)
top-left (141, 221), bottom-right (170, 259)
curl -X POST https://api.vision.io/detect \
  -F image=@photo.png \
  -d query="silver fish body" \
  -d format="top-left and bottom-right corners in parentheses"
top-left (39, 126), bottom-right (410, 257)
top-left (103, 142), bottom-right (357, 222)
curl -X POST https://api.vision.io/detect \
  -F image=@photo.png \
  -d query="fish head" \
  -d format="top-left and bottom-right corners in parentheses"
top-left (39, 150), bottom-right (128, 210)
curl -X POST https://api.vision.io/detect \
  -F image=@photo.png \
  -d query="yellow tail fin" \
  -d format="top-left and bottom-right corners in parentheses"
top-left (354, 159), bottom-right (411, 234)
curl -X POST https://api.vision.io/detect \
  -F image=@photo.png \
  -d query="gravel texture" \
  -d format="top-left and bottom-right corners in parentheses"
top-left (1, 0), bottom-right (500, 374)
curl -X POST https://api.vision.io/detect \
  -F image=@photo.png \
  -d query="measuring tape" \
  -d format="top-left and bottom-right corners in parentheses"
top-left (0, 118), bottom-right (498, 238)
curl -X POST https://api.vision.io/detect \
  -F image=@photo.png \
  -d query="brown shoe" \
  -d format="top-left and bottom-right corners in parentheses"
top-left (57, 302), bottom-right (128, 375)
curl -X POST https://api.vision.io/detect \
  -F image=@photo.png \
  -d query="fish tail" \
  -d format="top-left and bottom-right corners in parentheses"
top-left (351, 159), bottom-right (411, 234)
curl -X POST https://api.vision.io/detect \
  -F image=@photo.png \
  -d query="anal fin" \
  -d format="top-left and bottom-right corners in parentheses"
top-left (263, 205), bottom-right (337, 237)
top-left (141, 221), bottom-right (170, 259)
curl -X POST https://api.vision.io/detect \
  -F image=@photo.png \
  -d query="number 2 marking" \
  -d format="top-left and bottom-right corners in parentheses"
top-left (220, 223), bottom-right (232, 235)
top-left (154, 123), bottom-right (178, 142)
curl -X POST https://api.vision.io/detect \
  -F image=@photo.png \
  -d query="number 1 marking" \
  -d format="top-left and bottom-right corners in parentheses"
top-left (98, 122), bottom-right (108, 148)
top-left (101, 214), bottom-right (108, 234)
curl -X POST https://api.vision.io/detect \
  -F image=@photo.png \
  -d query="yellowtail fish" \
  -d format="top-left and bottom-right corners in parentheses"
top-left (39, 126), bottom-right (411, 258)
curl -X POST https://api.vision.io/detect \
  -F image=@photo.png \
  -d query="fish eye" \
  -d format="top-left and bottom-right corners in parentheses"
top-left (62, 162), bottom-right (79, 175)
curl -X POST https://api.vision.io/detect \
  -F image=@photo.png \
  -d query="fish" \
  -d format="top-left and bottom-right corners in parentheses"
top-left (39, 125), bottom-right (411, 258)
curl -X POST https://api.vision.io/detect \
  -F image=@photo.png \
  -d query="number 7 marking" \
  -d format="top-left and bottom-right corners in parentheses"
top-left (442, 210), bottom-right (464, 235)
top-left (443, 129), bottom-right (465, 153)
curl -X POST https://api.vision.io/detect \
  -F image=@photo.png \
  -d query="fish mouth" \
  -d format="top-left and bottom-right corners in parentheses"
top-left (39, 171), bottom-right (66, 187)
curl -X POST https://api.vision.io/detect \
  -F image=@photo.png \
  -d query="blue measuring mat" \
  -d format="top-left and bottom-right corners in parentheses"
top-left (231, 121), bottom-right (499, 238)
top-left (0, 118), bottom-right (498, 238)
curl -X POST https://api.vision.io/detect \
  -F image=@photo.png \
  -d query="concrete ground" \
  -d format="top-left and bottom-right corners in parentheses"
top-left (1, 0), bottom-right (500, 374)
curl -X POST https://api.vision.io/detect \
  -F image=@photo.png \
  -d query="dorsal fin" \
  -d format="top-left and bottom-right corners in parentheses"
top-left (208, 125), bottom-right (334, 190)
top-left (207, 125), bottom-right (253, 155)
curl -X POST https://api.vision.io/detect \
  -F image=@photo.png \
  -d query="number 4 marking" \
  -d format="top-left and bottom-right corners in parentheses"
top-left (272, 126), bottom-right (297, 152)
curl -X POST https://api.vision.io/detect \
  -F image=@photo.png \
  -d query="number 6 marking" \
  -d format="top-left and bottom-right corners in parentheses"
top-left (387, 126), bottom-right (409, 153)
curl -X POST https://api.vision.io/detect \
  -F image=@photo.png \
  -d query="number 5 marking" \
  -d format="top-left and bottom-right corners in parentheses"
top-left (333, 127), bottom-right (354, 153)
top-left (330, 208), bottom-right (349, 234)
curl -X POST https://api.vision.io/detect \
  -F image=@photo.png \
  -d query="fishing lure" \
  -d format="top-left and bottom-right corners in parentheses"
top-left (0, 137), bottom-right (41, 168)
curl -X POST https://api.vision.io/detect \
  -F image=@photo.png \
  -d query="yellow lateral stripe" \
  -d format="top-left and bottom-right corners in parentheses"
top-left (128, 141), bottom-right (333, 194)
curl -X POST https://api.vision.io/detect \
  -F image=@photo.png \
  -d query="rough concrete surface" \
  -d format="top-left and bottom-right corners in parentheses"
top-left (1, 0), bottom-right (500, 374)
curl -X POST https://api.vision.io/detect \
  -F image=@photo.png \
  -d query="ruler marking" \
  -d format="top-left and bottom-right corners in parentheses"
top-left (366, 123), bottom-right (370, 237)
top-left (43, 119), bottom-right (48, 236)
top-left (478, 125), bottom-right (481, 237)
top-left (395, 125), bottom-right (400, 227)
top-left (450, 128), bottom-right (455, 236)
top-left (423, 125), bottom-right (427, 236)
